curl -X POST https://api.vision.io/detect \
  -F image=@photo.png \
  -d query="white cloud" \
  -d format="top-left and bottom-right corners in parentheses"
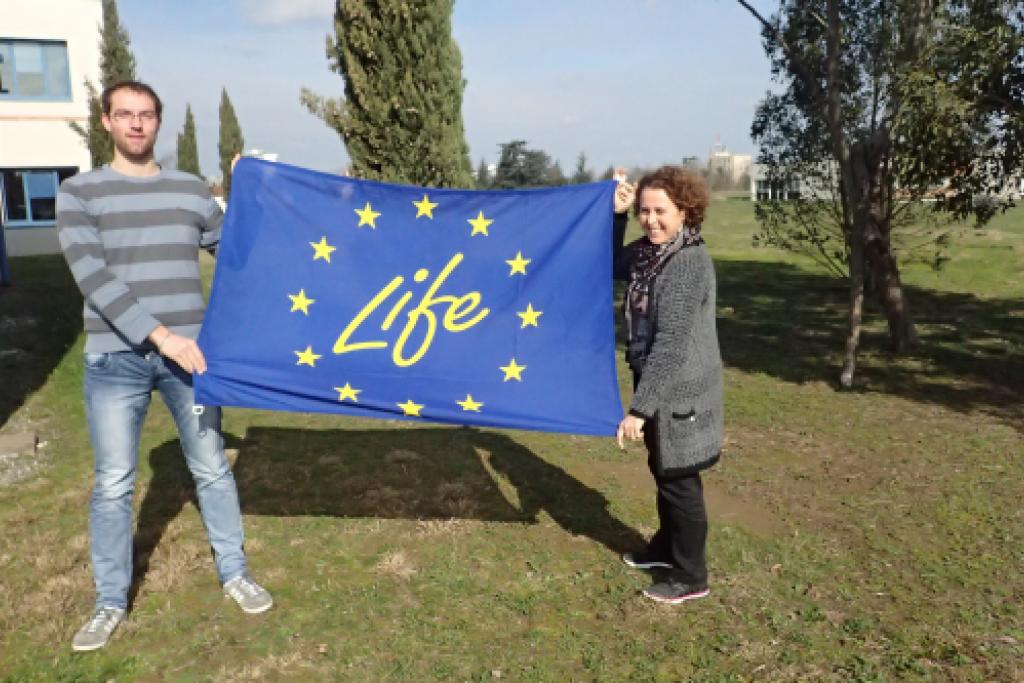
top-left (240, 0), bottom-right (333, 25)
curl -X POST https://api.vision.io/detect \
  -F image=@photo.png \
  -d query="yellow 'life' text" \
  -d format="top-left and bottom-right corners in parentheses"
top-left (333, 252), bottom-right (490, 367)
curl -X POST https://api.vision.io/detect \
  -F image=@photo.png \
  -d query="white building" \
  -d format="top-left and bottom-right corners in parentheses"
top-left (750, 162), bottom-right (839, 202)
top-left (750, 163), bottom-right (803, 201)
top-left (707, 141), bottom-right (752, 187)
top-left (1, 0), bottom-right (102, 258)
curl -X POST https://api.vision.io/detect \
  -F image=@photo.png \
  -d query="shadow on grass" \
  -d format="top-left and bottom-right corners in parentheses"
top-left (129, 437), bottom-right (200, 610)
top-left (130, 426), bottom-right (644, 605)
top-left (0, 255), bottom-right (82, 429)
top-left (713, 259), bottom-right (1024, 428)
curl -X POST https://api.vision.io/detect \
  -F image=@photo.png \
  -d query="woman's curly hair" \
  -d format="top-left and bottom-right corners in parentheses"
top-left (635, 165), bottom-right (710, 228)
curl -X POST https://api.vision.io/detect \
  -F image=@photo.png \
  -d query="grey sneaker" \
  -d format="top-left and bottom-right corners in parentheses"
top-left (72, 606), bottom-right (125, 652)
top-left (224, 575), bottom-right (273, 614)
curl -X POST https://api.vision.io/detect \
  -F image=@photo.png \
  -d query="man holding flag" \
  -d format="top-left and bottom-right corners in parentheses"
top-left (58, 81), bottom-right (272, 653)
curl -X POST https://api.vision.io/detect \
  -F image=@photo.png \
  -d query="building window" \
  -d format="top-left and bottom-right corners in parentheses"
top-left (1, 168), bottom-right (77, 227)
top-left (787, 179), bottom-right (802, 201)
top-left (756, 180), bottom-right (770, 202)
top-left (0, 40), bottom-right (72, 100)
top-left (771, 180), bottom-right (789, 200)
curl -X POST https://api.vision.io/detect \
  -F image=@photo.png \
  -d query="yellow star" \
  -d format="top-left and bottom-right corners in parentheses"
top-left (499, 358), bottom-right (526, 382)
top-left (288, 288), bottom-right (315, 315)
top-left (294, 345), bottom-right (322, 367)
top-left (355, 201), bottom-right (381, 228)
top-left (467, 210), bottom-right (493, 236)
top-left (397, 399), bottom-right (424, 417)
top-left (517, 303), bottom-right (543, 328)
top-left (412, 194), bottom-right (438, 219)
top-left (310, 236), bottom-right (336, 263)
top-left (334, 383), bottom-right (361, 402)
top-left (506, 251), bottom-right (531, 276)
top-left (456, 394), bottom-right (484, 412)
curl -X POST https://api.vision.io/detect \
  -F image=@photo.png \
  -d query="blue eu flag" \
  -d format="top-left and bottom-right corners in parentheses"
top-left (194, 159), bottom-right (623, 436)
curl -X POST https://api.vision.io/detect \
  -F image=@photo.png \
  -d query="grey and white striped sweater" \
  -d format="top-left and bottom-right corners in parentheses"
top-left (57, 166), bottom-right (223, 353)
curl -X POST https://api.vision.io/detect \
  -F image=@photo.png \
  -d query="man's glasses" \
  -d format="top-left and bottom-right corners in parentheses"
top-left (110, 110), bottom-right (158, 123)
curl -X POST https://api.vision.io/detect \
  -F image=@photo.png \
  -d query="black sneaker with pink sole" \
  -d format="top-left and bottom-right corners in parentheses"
top-left (642, 579), bottom-right (710, 604)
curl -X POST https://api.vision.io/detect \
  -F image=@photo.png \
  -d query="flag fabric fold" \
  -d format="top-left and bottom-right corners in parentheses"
top-left (194, 158), bottom-right (623, 435)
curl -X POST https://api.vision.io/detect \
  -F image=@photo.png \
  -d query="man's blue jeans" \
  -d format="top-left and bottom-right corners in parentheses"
top-left (83, 350), bottom-right (247, 610)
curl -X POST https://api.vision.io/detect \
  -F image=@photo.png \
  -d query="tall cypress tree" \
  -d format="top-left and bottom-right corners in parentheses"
top-left (218, 88), bottom-right (245, 196)
top-left (475, 158), bottom-right (490, 188)
top-left (176, 105), bottom-right (201, 177)
top-left (71, 0), bottom-right (138, 168)
top-left (571, 152), bottom-right (594, 184)
top-left (300, 0), bottom-right (473, 187)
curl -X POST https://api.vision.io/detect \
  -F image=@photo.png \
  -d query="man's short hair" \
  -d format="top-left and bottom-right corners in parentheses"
top-left (101, 80), bottom-right (163, 119)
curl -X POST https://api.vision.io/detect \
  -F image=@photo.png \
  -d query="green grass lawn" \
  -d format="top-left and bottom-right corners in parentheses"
top-left (0, 201), bottom-right (1021, 682)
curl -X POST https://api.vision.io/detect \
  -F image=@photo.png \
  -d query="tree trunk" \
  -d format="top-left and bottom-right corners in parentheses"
top-left (865, 215), bottom-right (919, 352)
top-left (825, 0), bottom-right (869, 388)
top-left (841, 222), bottom-right (866, 388)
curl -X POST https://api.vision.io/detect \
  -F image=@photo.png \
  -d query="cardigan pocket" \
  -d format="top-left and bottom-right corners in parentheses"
top-left (651, 407), bottom-right (716, 478)
top-left (664, 408), bottom-right (700, 444)
top-left (665, 407), bottom-right (714, 446)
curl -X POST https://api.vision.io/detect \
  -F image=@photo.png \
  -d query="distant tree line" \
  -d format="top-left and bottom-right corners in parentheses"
top-left (475, 143), bottom-right (610, 189)
top-left (474, 147), bottom-right (754, 192)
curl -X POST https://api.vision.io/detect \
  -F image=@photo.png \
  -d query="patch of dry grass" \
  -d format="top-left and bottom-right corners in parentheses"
top-left (215, 647), bottom-right (326, 682)
top-left (375, 550), bottom-right (418, 580)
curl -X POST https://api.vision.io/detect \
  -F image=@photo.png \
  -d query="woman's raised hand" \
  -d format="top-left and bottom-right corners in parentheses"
top-left (614, 181), bottom-right (636, 214)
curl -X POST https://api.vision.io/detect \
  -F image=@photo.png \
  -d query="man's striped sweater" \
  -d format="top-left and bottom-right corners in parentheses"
top-left (57, 166), bottom-right (223, 353)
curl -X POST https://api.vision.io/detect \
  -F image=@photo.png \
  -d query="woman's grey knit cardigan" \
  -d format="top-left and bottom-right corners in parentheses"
top-left (630, 243), bottom-right (723, 477)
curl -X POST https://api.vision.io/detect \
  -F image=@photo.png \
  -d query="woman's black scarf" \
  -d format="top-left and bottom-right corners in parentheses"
top-left (626, 225), bottom-right (703, 317)
top-left (624, 225), bottom-right (703, 373)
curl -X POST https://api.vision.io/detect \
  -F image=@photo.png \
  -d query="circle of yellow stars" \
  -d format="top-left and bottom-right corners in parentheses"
top-left (286, 193), bottom-right (543, 420)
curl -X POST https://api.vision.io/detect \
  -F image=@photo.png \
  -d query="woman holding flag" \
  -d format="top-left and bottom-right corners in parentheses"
top-left (612, 166), bottom-right (723, 604)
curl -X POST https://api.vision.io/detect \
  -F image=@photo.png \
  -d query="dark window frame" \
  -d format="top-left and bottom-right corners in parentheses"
top-left (0, 167), bottom-right (78, 228)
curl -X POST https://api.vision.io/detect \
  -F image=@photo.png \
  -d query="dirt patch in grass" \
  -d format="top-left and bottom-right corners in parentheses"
top-left (589, 457), bottom-right (787, 539)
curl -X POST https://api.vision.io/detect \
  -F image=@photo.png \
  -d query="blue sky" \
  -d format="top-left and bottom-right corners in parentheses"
top-left (118, 0), bottom-right (778, 179)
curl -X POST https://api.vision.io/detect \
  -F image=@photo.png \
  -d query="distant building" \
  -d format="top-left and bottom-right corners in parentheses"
top-left (1, 0), bottom-right (102, 257)
top-left (751, 160), bottom-right (1023, 203)
top-left (707, 140), bottom-right (752, 187)
top-left (750, 164), bottom-right (801, 201)
top-left (680, 155), bottom-right (703, 172)
top-left (750, 162), bottom-right (838, 201)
